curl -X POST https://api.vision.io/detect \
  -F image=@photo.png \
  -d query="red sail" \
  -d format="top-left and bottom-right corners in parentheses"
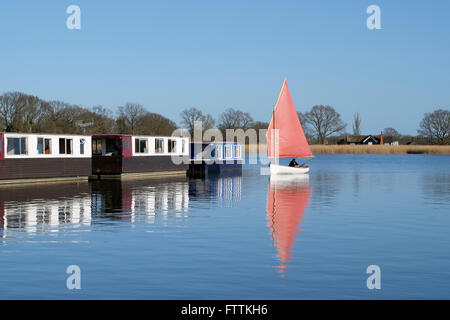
top-left (267, 80), bottom-right (313, 158)
top-left (266, 177), bottom-right (311, 275)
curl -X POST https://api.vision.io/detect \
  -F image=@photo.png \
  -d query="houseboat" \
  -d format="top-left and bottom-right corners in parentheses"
top-left (188, 141), bottom-right (243, 177)
top-left (0, 132), bottom-right (92, 184)
top-left (90, 134), bottom-right (190, 180)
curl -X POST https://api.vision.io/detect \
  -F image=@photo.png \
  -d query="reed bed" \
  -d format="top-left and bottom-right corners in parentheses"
top-left (245, 144), bottom-right (450, 154)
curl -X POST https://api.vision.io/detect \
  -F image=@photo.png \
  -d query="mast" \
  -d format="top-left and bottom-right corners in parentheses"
top-left (272, 103), bottom-right (278, 165)
top-left (272, 78), bottom-right (286, 166)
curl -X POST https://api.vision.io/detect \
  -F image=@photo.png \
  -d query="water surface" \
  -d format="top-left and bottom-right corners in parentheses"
top-left (0, 154), bottom-right (449, 299)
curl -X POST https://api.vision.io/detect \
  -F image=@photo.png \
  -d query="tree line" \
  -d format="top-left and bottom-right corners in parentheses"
top-left (0, 92), bottom-right (177, 136)
top-left (1, 91), bottom-right (448, 145)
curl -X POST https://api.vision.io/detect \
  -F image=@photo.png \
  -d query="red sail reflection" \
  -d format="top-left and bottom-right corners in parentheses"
top-left (0, 203), bottom-right (4, 232)
top-left (266, 175), bottom-right (311, 276)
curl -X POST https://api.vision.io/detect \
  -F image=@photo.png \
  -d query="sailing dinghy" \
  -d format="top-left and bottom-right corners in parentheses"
top-left (266, 79), bottom-right (313, 175)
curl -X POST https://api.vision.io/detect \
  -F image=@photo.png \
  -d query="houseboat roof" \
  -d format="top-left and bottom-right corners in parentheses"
top-left (92, 134), bottom-right (188, 138)
top-left (191, 141), bottom-right (242, 145)
top-left (1, 132), bottom-right (91, 137)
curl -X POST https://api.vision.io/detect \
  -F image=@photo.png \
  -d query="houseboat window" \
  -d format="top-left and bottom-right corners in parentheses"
top-left (104, 138), bottom-right (122, 156)
top-left (215, 145), bottom-right (223, 159)
top-left (59, 138), bottom-right (73, 155)
top-left (225, 145), bottom-right (232, 159)
top-left (155, 138), bottom-right (164, 153)
top-left (92, 139), bottom-right (102, 155)
top-left (7, 137), bottom-right (27, 155)
top-left (234, 145), bottom-right (241, 158)
top-left (80, 139), bottom-right (85, 155)
top-left (168, 139), bottom-right (176, 153)
top-left (37, 138), bottom-right (52, 155)
top-left (135, 138), bottom-right (148, 153)
top-left (181, 139), bottom-right (186, 154)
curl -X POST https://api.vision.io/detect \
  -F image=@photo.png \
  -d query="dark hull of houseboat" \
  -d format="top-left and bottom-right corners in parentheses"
top-left (0, 181), bottom-right (90, 201)
top-left (0, 158), bottom-right (91, 183)
top-left (91, 155), bottom-right (189, 178)
top-left (188, 160), bottom-right (242, 178)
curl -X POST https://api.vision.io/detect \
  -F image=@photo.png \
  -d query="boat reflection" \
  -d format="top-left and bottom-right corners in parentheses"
top-left (189, 172), bottom-right (242, 208)
top-left (266, 175), bottom-right (311, 276)
top-left (1, 172), bottom-right (243, 237)
top-left (91, 177), bottom-right (190, 223)
top-left (0, 183), bottom-right (91, 238)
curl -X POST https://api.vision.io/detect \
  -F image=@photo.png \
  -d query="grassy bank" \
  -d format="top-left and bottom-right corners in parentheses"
top-left (245, 144), bottom-right (450, 154)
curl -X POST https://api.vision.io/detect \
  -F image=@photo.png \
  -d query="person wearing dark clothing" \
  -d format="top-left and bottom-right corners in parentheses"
top-left (113, 144), bottom-right (121, 156)
top-left (289, 158), bottom-right (299, 167)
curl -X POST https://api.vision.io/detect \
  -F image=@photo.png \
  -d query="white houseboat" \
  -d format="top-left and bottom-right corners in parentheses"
top-left (0, 132), bottom-right (92, 184)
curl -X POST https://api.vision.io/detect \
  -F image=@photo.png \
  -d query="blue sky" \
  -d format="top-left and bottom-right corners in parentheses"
top-left (1, 0), bottom-right (449, 135)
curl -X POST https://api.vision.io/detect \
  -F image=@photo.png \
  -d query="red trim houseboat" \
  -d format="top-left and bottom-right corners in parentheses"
top-left (0, 132), bottom-right (92, 184)
top-left (91, 134), bottom-right (189, 179)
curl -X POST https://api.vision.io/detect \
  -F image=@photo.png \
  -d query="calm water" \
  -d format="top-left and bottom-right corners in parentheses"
top-left (0, 154), bottom-right (449, 299)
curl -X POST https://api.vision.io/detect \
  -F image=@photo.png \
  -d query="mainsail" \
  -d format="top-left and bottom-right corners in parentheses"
top-left (267, 79), bottom-right (313, 159)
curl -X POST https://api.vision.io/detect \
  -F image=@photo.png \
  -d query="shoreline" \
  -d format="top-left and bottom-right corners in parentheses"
top-left (245, 144), bottom-right (450, 154)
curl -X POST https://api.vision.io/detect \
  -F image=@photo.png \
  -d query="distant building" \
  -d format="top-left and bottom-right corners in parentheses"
top-left (342, 133), bottom-right (398, 145)
top-left (344, 135), bottom-right (380, 145)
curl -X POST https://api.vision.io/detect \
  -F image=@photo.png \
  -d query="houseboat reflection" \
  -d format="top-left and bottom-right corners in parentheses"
top-left (0, 182), bottom-right (91, 237)
top-left (0, 172), bottom-right (243, 237)
top-left (266, 175), bottom-right (311, 276)
top-left (189, 172), bottom-right (242, 208)
top-left (91, 177), bottom-right (190, 223)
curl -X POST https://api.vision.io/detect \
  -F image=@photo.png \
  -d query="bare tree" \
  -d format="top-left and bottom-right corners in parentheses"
top-left (40, 100), bottom-right (70, 132)
top-left (353, 112), bottom-right (362, 135)
top-left (21, 94), bottom-right (48, 132)
top-left (58, 105), bottom-right (88, 133)
top-left (139, 112), bottom-right (177, 136)
top-left (0, 92), bottom-right (17, 131)
top-left (117, 103), bottom-right (146, 134)
top-left (418, 109), bottom-right (450, 145)
top-left (83, 106), bottom-right (113, 134)
top-left (180, 107), bottom-right (215, 137)
top-left (303, 105), bottom-right (347, 144)
top-left (297, 111), bottom-right (314, 142)
top-left (383, 127), bottom-right (401, 139)
top-left (0, 92), bottom-right (26, 132)
top-left (218, 108), bottom-right (254, 134)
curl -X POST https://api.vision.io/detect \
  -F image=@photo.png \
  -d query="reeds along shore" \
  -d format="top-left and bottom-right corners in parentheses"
top-left (245, 144), bottom-right (450, 154)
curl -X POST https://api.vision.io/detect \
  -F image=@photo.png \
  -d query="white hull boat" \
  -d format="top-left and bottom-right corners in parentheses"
top-left (270, 172), bottom-right (310, 186)
top-left (270, 163), bottom-right (309, 175)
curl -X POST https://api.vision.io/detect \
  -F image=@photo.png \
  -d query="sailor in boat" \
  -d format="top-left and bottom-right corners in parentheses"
top-left (289, 158), bottom-right (299, 167)
top-left (289, 158), bottom-right (308, 168)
